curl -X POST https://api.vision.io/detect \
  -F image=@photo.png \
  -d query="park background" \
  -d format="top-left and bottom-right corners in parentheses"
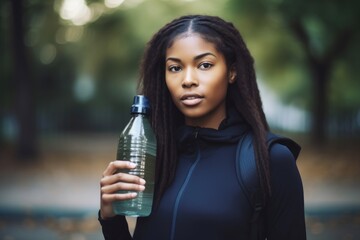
top-left (0, 0), bottom-right (359, 239)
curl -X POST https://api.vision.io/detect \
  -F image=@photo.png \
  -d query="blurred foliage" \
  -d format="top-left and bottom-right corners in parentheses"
top-left (0, 0), bottom-right (230, 134)
top-left (229, 0), bottom-right (360, 108)
top-left (0, 0), bottom-right (359, 156)
top-left (224, 0), bottom-right (360, 141)
top-left (225, 0), bottom-right (360, 111)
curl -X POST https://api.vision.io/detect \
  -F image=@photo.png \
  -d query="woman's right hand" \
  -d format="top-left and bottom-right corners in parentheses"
top-left (100, 161), bottom-right (146, 219)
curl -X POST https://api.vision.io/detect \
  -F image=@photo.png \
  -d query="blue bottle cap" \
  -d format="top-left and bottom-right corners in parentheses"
top-left (131, 95), bottom-right (150, 114)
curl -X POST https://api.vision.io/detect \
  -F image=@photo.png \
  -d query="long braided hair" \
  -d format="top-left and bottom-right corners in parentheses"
top-left (138, 15), bottom-right (270, 204)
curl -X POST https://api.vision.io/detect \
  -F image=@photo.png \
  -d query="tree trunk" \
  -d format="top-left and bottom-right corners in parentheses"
top-left (310, 63), bottom-right (329, 144)
top-left (10, 0), bottom-right (38, 160)
top-left (289, 20), bottom-right (333, 144)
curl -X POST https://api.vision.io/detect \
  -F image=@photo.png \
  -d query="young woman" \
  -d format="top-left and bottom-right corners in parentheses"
top-left (99, 15), bottom-right (306, 240)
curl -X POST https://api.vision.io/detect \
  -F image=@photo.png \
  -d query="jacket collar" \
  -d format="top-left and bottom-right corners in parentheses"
top-left (176, 108), bottom-right (249, 148)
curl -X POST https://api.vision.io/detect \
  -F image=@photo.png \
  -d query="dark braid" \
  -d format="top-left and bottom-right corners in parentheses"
top-left (190, 16), bottom-right (271, 197)
top-left (138, 15), bottom-right (271, 205)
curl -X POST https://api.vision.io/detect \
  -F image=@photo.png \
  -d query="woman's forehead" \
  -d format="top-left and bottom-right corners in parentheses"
top-left (167, 34), bottom-right (218, 54)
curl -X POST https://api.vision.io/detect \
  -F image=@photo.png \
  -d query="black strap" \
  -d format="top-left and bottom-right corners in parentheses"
top-left (250, 190), bottom-right (264, 240)
top-left (236, 131), bottom-right (301, 240)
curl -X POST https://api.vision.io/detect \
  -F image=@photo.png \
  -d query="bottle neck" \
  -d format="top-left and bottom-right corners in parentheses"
top-left (131, 113), bottom-right (148, 117)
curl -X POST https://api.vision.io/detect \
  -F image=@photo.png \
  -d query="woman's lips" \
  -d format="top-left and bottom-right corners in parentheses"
top-left (180, 94), bottom-right (203, 106)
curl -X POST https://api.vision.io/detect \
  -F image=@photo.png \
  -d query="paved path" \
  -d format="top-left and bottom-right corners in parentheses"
top-left (0, 134), bottom-right (359, 239)
top-left (1, 174), bottom-right (359, 239)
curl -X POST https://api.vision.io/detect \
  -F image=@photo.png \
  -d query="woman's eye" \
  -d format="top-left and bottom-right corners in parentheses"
top-left (168, 66), bottom-right (182, 72)
top-left (199, 62), bottom-right (213, 70)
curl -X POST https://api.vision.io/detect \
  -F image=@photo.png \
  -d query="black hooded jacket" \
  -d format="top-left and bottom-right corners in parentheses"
top-left (99, 111), bottom-right (306, 240)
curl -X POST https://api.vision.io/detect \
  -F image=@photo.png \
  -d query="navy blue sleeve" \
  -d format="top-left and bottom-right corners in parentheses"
top-left (266, 144), bottom-right (307, 240)
top-left (98, 210), bottom-right (133, 240)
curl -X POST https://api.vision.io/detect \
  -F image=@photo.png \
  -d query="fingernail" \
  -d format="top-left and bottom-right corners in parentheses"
top-left (139, 179), bottom-right (146, 185)
top-left (130, 192), bottom-right (137, 197)
top-left (129, 162), bottom-right (137, 167)
top-left (139, 185), bottom-right (145, 191)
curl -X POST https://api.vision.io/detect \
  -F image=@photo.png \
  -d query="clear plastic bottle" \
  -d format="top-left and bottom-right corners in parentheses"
top-left (112, 95), bottom-right (157, 217)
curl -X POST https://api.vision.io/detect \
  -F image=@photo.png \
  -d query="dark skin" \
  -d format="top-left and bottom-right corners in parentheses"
top-left (100, 161), bottom-right (146, 219)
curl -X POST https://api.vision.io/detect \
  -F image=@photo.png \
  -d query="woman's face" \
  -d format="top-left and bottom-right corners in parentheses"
top-left (165, 34), bottom-right (233, 129)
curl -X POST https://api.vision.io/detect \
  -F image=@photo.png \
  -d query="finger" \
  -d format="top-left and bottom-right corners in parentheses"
top-left (102, 192), bottom-right (138, 203)
top-left (101, 182), bottom-right (145, 195)
top-left (100, 172), bottom-right (146, 187)
top-left (102, 161), bottom-right (136, 177)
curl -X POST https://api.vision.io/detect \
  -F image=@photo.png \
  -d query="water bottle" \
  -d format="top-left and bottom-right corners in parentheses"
top-left (112, 95), bottom-right (157, 217)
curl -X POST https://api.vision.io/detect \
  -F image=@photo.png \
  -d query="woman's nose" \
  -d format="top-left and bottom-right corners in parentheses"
top-left (182, 68), bottom-right (198, 88)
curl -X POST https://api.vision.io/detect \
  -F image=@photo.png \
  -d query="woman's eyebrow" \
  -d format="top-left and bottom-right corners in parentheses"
top-left (166, 52), bottom-right (216, 63)
top-left (194, 52), bottom-right (216, 61)
top-left (166, 57), bottom-right (181, 63)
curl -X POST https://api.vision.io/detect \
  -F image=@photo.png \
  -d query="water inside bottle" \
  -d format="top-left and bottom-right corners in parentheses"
top-left (113, 135), bottom-right (156, 216)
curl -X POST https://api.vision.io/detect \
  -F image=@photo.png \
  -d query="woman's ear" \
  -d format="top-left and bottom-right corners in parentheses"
top-left (228, 67), bottom-right (236, 84)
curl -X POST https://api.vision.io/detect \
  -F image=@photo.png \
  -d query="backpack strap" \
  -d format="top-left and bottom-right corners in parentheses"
top-left (236, 131), bottom-right (301, 240)
top-left (266, 132), bottom-right (301, 160)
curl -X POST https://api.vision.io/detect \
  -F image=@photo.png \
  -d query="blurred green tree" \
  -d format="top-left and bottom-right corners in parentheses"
top-left (227, 0), bottom-right (360, 142)
top-left (1, 0), bottom-right (226, 160)
top-left (4, 0), bottom-right (358, 162)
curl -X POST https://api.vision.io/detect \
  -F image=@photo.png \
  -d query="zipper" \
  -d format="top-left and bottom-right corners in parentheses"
top-left (170, 132), bottom-right (201, 240)
top-left (194, 127), bottom-right (199, 139)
